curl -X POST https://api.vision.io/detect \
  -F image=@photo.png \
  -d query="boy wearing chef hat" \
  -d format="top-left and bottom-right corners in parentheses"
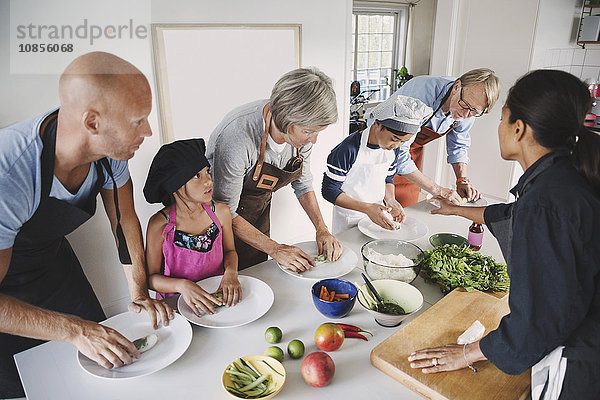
top-left (322, 95), bottom-right (432, 234)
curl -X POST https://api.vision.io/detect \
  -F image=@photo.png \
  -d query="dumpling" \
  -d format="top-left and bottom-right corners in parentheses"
top-left (382, 210), bottom-right (402, 230)
top-left (133, 333), bottom-right (159, 353)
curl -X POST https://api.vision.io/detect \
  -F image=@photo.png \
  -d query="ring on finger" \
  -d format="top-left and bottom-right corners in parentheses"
top-left (432, 358), bottom-right (438, 366)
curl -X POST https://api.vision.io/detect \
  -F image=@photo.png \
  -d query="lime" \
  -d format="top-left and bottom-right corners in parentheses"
top-left (264, 346), bottom-right (284, 362)
top-left (265, 326), bottom-right (283, 344)
top-left (287, 339), bottom-right (305, 359)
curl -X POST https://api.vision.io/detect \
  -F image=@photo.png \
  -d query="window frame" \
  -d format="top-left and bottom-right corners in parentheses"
top-left (352, 2), bottom-right (409, 100)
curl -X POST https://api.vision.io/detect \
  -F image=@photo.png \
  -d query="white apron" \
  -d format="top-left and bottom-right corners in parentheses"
top-left (332, 127), bottom-right (396, 234)
top-left (531, 346), bottom-right (567, 400)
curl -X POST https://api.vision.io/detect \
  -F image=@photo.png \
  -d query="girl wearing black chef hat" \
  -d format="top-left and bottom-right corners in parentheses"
top-left (143, 139), bottom-right (241, 314)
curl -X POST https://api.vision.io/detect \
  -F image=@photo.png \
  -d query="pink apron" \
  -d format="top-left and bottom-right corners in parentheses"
top-left (157, 202), bottom-right (224, 299)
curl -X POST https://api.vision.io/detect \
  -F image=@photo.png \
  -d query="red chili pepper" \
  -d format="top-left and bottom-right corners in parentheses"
top-left (336, 323), bottom-right (372, 336)
top-left (343, 331), bottom-right (369, 341)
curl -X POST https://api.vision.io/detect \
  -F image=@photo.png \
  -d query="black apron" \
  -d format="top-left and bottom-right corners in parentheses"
top-left (485, 151), bottom-right (598, 399)
top-left (0, 115), bottom-right (130, 398)
top-left (234, 112), bottom-right (304, 269)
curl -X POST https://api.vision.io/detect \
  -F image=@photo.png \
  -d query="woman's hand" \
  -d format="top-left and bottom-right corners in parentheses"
top-left (177, 279), bottom-right (220, 316)
top-left (408, 342), bottom-right (486, 374)
top-left (271, 244), bottom-right (315, 272)
top-left (429, 197), bottom-right (461, 216)
top-left (315, 228), bottom-right (343, 262)
top-left (219, 269), bottom-right (242, 307)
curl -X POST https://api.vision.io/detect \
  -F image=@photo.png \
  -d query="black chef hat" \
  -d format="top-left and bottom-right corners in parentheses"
top-left (143, 138), bottom-right (210, 206)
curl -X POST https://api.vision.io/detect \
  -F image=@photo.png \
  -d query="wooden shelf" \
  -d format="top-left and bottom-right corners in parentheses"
top-left (585, 4), bottom-right (600, 8)
top-left (577, 40), bottom-right (600, 44)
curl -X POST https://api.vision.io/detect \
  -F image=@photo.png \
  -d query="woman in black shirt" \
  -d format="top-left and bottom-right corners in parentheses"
top-left (408, 70), bottom-right (600, 399)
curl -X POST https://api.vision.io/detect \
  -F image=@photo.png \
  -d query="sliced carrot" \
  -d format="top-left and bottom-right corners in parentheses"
top-left (329, 291), bottom-right (336, 302)
top-left (335, 293), bottom-right (350, 299)
top-left (319, 286), bottom-right (330, 301)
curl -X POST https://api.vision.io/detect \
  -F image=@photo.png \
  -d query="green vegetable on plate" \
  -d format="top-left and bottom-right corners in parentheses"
top-left (212, 290), bottom-right (224, 307)
top-left (420, 244), bottom-right (510, 294)
top-left (313, 254), bottom-right (327, 264)
top-left (133, 333), bottom-right (158, 353)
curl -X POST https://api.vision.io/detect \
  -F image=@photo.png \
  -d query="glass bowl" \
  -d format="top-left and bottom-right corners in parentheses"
top-left (361, 239), bottom-right (424, 283)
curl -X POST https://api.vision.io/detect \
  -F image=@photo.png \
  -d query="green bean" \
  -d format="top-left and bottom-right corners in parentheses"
top-left (239, 374), bottom-right (268, 392)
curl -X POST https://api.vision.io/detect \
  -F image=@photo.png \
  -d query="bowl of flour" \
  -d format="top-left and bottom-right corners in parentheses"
top-left (360, 239), bottom-right (424, 284)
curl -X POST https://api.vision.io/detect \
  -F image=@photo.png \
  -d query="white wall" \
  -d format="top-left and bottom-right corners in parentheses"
top-left (410, 0), bottom-right (436, 76)
top-left (531, 0), bottom-right (582, 70)
top-left (0, 0), bottom-right (351, 316)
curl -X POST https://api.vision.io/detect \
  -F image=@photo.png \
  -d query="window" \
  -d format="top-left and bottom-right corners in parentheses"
top-left (351, 5), bottom-right (408, 102)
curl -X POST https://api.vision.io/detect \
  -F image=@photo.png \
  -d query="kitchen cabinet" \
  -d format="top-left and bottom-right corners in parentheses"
top-left (577, 1), bottom-right (600, 47)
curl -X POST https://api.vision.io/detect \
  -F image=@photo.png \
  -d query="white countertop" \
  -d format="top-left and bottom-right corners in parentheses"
top-left (14, 201), bottom-right (504, 400)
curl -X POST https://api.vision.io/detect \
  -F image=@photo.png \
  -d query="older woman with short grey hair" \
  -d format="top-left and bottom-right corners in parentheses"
top-left (206, 67), bottom-right (343, 271)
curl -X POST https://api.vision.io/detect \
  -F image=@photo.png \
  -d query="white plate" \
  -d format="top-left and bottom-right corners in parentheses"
top-left (177, 275), bottom-right (274, 328)
top-left (357, 216), bottom-right (428, 241)
top-left (77, 311), bottom-right (192, 379)
top-left (276, 241), bottom-right (358, 280)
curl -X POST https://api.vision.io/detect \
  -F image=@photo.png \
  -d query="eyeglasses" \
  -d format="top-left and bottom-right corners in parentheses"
top-left (458, 87), bottom-right (486, 118)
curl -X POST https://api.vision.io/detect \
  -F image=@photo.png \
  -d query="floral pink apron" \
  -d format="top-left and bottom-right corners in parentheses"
top-left (157, 202), bottom-right (224, 299)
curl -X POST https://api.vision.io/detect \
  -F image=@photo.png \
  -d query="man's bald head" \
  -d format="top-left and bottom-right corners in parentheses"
top-left (58, 51), bottom-right (150, 112)
top-left (57, 52), bottom-right (153, 161)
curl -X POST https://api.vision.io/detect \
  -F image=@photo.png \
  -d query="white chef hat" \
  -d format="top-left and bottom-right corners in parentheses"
top-left (367, 95), bottom-right (433, 134)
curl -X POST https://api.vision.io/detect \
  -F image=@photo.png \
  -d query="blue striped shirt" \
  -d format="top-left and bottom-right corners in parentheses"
top-left (321, 124), bottom-right (399, 204)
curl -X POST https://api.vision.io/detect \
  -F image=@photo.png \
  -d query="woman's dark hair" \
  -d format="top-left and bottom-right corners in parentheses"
top-left (506, 69), bottom-right (600, 194)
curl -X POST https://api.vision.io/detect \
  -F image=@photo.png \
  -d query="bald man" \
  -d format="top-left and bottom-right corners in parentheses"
top-left (0, 52), bottom-right (173, 398)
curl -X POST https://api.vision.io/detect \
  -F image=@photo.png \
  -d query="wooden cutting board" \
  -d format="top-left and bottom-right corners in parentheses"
top-left (370, 288), bottom-right (530, 400)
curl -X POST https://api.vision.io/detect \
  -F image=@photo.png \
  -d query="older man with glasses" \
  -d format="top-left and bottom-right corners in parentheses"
top-left (389, 68), bottom-right (500, 206)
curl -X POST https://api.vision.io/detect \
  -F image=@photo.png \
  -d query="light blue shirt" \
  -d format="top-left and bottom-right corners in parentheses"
top-left (391, 75), bottom-right (475, 175)
top-left (0, 109), bottom-right (130, 249)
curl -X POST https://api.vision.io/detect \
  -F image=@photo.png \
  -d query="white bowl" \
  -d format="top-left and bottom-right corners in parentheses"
top-left (357, 280), bottom-right (423, 327)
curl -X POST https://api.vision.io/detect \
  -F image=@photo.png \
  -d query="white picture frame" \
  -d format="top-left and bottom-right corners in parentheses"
top-left (151, 24), bottom-right (302, 143)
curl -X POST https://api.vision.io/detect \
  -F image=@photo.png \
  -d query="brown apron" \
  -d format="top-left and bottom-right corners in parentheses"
top-left (235, 113), bottom-right (304, 269)
top-left (393, 88), bottom-right (457, 207)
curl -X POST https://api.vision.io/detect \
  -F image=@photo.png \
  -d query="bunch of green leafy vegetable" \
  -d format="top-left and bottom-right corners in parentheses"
top-left (420, 244), bottom-right (510, 294)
